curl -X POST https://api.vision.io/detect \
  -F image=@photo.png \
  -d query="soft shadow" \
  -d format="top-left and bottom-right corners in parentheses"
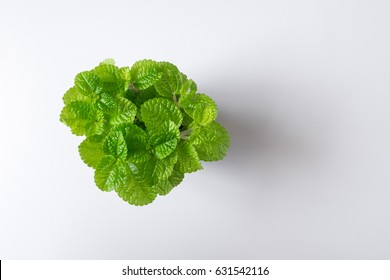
top-left (213, 91), bottom-right (323, 178)
top-left (217, 110), bottom-right (265, 162)
top-left (201, 58), bottom-right (334, 183)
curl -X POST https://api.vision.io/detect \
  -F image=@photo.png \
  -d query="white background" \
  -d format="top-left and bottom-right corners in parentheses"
top-left (0, 0), bottom-right (389, 259)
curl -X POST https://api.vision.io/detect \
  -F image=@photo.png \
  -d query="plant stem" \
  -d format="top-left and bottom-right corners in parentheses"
top-left (173, 93), bottom-right (178, 105)
top-left (180, 129), bottom-right (192, 139)
top-left (128, 83), bottom-right (140, 93)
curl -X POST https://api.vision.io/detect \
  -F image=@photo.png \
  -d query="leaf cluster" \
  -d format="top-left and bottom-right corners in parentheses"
top-left (60, 59), bottom-right (230, 205)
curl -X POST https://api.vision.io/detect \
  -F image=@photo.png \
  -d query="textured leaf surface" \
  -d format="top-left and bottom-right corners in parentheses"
top-left (74, 71), bottom-right (102, 97)
top-left (103, 131), bottom-right (127, 160)
top-left (94, 156), bottom-right (128, 191)
top-left (133, 87), bottom-right (159, 108)
top-left (78, 135), bottom-right (105, 168)
top-left (114, 124), bottom-right (151, 163)
top-left (149, 121), bottom-right (180, 159)
top-left (179, 93), bottom-right (217, 126)
top-left (60, 101), bottom-right (106, 136)
top-left (140, 98), bottom-right (182, 129)
top-left (118, 66), bottom-right (131, 81)
top-left (96, 92), bottom-right (116, 113)
top-left (176, 140), bottom-right (202, 173)
top-left (99, 58), bottom-right (115, 65)
top-left (155, 166), bottom-right (184, 195)
top-left (179, 79), bottom-right (197, 96)
top-left (117, 180), bottom-right (157, 206)
top-left (154, 62), bottom-right (187, 97)
top-left (129, 152), bottom-right (177, 186)
top-left (181, 111), bottom-right (194, 128)
top-left (190, 121), bottom-right (230, 161)
top-left (94, 63), bottom-right (120, 83)
top-left (109, 97), bottom-right (137, 126)
top-left (130, 59), bottom-right (162, 90)
top-left (63, 86), bottom-right (94, 105)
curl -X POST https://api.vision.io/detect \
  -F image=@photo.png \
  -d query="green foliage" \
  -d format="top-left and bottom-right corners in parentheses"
top-left (179, 93), bottom-right (217, 126)
top-left (148, 121), bottom-right (180, 159)
top-left (60, 59), bottom-right (230, 206)
top-left (140, 97), bottom-right (182, 129)
top-left (190, 121), bottom-right (231, 161)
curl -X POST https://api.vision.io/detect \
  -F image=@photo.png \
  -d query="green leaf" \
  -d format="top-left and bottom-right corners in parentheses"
top-left (181, 111), bottom-right (194, 128)
top-left (62, 86), bottom-right (94, 105)
top-left (130, 59), bottom-right (162, 90)
top-left (78, 135), bottom-right (105, 168)
top-left (94, 63), bottom-right (120, 83)
top-left (149, 121), bottom-right (180, 159)
top-left (129, 152), bottom-right (177, 186)
top-left (176, 140), bottom-right (202, 173)
top-left (103, 130), bottom-right (127, 160)
top-left (74, 71), bottom-right (103, 97)
top-left (154, 62), bottom-right (187, 97)
top-left (94, 156), bottom-right (129, 191)
top-left (179, 79), bottom-right (197, 95)
top-left (60, 101), bottom-right (106, 136)
top-left (99, 58), bottom-right (115, 65)
top-left (190, 121), bottom-right (230, 161)
top-left (93, 66), bottom-right (126, 98)
top-left (168, 166), bottom-right (185, 187)
top-left (117, 179), bottom-right (157, 206)
top-left (109, 97), bottom-right (137, 126)
top-left (133, 86), bottom-right (159, 108)
top-left (96, 91), bottom-right (116, 113)
top-left (118, 66), bottom-right (131, 81)
top-left (113, 124), bottom-right (151, 163)
top-left (140, 98), bottom-right (182, 129)
top-left (155, 166), bottom-right (184, 196)
top-left (179, 93), bottom-right (217, 126)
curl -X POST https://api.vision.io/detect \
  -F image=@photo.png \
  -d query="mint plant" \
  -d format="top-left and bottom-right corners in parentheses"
top-left (60, 59), bottom-right (230, 206)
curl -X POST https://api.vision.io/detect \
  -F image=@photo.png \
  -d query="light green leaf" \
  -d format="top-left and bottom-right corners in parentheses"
top-left (179, 93), bottom-right (217, 126)
top-left (109, 97), bottom-right (137, 126)
top-left (118, 66), bottom-right (131, 81)
top-left (140, 98), bottom-right (182, 129)
top-left (129, 152), bottom-right (177, 186)
top-left (155, 166), bottom-right (184, 196)
top-left (74, 71), bottom-right (103, 97)
top-left (181, 111), bottom-right (194, 128)
top-left (62, 86), bottom-right (95, 105)
top-left (99, 58), bottom-right (115, 65)
top-left (133, 86), bottom-right (159, 108)
top-left (94, 156), bottom-right (129, 191)
top-left (190, 121), bottom-right (230, 161)
top-left (154, 62), bottom-right (187, 97)
top-left (60, 101), bottom-right (106, 136)
top-left (130, 59), bottom-right (163, 90)
top-left (176, 140), bottom-right (202, 173)
top-left (94, 63), bottom-right (120, 83)
top-left (149, 121), bottom-right (180, 159)
top-left (101, 82), bottom-right (126, 97)
top-left (154, 181), bottom-right (172, 197)
top-left (179, 79), bottom-right (197, 95)
top-left (103, 130), bottom-right (127, 160)
top-left (113, 124), bottom-right (151, 163)
top-left (116, 179), bottom-right (157, 206)
top-left (78, 135), bottom-right (105, 168)
top-left (96, 92), bottom-right (116, 112)
top-left (168, 166), bottom-right (185, 187)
